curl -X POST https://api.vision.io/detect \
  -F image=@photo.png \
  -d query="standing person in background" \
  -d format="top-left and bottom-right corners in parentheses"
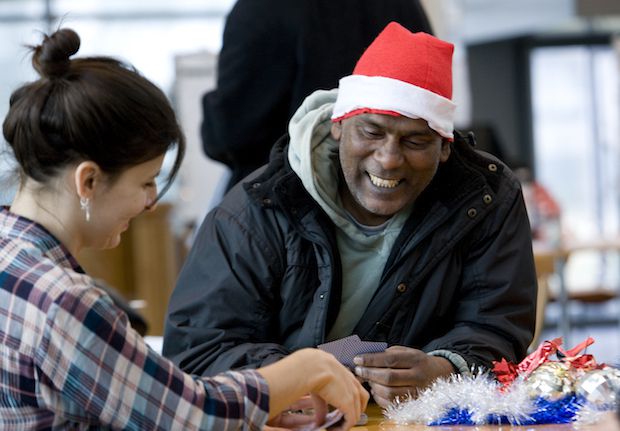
top-left (0, 28), bottom-right (367, 430)
top-left (202, 0), bottom-right (433, 191)
top-left (513, 166), bottom-right (562, 249)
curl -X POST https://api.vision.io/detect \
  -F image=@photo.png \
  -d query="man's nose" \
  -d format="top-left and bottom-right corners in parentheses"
top-left (375, 137), bottom-right (404, 169)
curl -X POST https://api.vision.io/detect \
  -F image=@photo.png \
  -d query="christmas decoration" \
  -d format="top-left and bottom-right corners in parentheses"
top-left (384, 337), bottom-right (620, 426)
top-left (576, 367), bottom-right (620, 407)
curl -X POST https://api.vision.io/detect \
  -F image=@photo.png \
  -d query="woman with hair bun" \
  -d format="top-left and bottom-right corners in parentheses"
top-left (0, 28), bottom-right (367, 430)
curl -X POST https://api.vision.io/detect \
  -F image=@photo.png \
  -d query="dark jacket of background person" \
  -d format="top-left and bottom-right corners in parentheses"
top-left (201, 0), bottom-right (433, 190)
top-left (163, 133), bottom-right (537, 377)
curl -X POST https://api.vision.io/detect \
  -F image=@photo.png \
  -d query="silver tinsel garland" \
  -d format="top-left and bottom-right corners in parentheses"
top-left (384, 370), bottom-right (536, 426)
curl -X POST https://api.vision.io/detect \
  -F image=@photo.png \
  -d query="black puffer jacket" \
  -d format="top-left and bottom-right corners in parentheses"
top-left (163, 132), bottom-right (537, 377)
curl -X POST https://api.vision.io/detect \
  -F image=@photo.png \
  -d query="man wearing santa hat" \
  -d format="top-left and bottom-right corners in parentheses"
top-left (164, 22), bottom-right (537, 407)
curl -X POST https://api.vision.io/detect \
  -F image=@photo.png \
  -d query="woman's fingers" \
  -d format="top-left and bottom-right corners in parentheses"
top-left (310, 393), bottom-right (328, 425)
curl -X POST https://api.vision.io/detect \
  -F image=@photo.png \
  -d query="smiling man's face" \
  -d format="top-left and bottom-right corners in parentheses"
top-left (333, 113), bottom-right (451, 226)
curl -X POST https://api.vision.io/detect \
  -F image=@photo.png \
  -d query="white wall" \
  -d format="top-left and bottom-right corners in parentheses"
top-left (172, 51), bottom-right (230, 235)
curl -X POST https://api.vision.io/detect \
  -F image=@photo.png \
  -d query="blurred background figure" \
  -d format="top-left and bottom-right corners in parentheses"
top-left (514, 166), bottom-right (562, 250)
top-left (201, 0), bottom-right (433, 191)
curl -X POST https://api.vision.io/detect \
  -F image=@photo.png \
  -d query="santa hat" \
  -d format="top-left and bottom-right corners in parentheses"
top-left (331, 22), bottom-right (456, 141)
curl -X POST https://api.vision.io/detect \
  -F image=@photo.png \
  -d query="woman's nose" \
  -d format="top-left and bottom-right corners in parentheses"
top-left (145, 200), bottom-right (157, 212)
top-left (145, 188), bottom-right (158, 212)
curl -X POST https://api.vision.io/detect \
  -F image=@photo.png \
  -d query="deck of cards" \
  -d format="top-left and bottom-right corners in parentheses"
top-left (318, 334), bottom-right (387, 369)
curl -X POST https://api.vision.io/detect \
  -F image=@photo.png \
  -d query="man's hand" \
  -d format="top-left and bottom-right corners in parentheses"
top-left (353, 346), bottom-right (454, 408)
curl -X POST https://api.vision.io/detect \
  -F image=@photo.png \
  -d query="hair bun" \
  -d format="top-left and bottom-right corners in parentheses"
top-left (32, 28), bottom-right (80, 78)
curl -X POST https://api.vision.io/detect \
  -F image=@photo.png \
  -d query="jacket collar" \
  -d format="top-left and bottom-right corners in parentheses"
top-left (385, 131), bottom-right (506, 275)
top-left (244, 134), bottom-right (318, 215)
top-left (246, 130), bottom-right (502, 219)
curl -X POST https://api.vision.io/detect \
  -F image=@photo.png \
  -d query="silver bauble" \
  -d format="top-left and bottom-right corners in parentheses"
top-left (576, 367), bottom-right (620, 407)
top-left (525, 362), bottom-right (574, 400)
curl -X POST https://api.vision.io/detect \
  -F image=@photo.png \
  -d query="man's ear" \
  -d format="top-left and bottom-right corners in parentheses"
top-left (331, 121), bottom-right (342, 141)
top-left (74, 161), bottom-right (102, 199)
top-left (440, 139), bottom-right (451, 162)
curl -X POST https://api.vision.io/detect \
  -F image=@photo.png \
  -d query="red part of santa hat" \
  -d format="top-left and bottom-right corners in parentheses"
top-left (331, 22), bottom-right (456, 140)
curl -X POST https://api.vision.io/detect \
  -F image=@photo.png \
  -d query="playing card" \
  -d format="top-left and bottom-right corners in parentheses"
top-left (344, 340), bottom-right (388, 368)
top-left (318, 335), bottom-right (387, 369)
top-left (317, 335), bottom-right (361, 361)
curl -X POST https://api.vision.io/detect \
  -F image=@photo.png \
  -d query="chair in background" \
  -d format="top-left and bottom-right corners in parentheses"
top-left (534, 240), bottom-right (620, 349)
top-left (531, 251), bottom-right (557, 351)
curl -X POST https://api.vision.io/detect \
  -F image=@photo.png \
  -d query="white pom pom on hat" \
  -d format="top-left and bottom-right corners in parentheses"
top-left (331, 22), bottom-right (456, 141)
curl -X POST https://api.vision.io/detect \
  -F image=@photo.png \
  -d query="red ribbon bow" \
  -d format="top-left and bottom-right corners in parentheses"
top-left (492, 337), bottom-right (599, 388)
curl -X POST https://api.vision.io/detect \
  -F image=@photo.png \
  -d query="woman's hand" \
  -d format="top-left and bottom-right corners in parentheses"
top-left (265, 395), bottom-right (316, 429)
top-left (258, 349), bottom-right (369, 430)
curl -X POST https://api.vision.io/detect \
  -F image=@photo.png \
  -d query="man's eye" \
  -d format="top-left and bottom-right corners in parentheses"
top-left (403, 140), bottom-right (428, 148)
top-left (144, 181), bottom-right (156, 188)
top-left (363, 128), bottom-right (382, 137)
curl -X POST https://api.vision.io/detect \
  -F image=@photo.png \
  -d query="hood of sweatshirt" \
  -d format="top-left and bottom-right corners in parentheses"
top-left (287, 89), bottom-right (410, 240)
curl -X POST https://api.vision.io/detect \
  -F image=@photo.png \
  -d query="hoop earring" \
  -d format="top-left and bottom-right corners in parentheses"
top-left (80, 197), bottom-right (91, 222)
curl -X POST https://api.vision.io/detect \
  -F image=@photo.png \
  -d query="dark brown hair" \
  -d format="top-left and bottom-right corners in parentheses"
top-left (2, 28), bottom-right (185, 200)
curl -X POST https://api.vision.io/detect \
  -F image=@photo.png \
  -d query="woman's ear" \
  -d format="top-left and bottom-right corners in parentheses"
top-left (74, 161), bottom-right (102, 199)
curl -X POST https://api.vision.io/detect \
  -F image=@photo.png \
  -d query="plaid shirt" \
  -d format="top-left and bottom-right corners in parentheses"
top-left (0, 208), bottom-right (270, 430)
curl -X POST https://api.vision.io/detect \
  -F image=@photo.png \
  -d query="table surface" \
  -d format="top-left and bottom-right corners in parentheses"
top-left (352, 404), bottom-right (587, 430)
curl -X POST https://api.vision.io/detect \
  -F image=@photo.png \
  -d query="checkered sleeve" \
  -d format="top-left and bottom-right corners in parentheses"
top-left (34, 285), bottom-right (270, 430)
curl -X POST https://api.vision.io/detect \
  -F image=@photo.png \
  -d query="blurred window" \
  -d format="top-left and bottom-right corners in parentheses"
top-left (530, 43), bottom-right (620, 290)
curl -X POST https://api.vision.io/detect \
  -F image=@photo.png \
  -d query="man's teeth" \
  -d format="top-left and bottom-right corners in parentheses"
top-left (369, 173), bottom-right (400, 188)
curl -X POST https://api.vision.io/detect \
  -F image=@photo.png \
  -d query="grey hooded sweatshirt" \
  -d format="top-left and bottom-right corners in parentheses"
top-left (287, 89), bottom-right (412, 340)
